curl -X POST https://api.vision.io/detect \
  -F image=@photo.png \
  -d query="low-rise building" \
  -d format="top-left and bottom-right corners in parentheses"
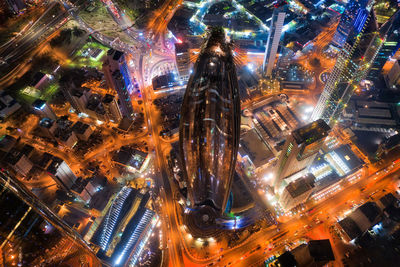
top-left (0, 92), bottom-right (21, 120)
top-left (112, 146), bottom-right (149, 173)
top-left (338, 202), bottom-right (382, 242)
top-left (4, 149), bottom-right (33, 176)
top-left (71, 121), bottom-right (93, 141)
top-left (279, 174), bottom-right (315, 211)
top-left (71, 177), bottom-right (97, 203)
top-left (278, 239), bottom-right (335, 267)
top-left (238, 129), bottom-right (275, 172)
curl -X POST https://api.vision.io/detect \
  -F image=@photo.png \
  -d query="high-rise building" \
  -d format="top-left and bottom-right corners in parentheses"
top-left (263, 7), bottom-right (286, 78)
top-left (90, 187), bottom-right (156, 266)
top-left (103, 49), bottom-right (133, 93)
top-left (367, 10), bottom-right (400, 80)
top-left (46, 155), bottom-right (77, 191)
top-left (0, 171), bottom-right (101, 266)
top-left (331, 0), bottom-right (372, 48)
top-left (175, 41), bottom-right (191, 80)
top-left (102, 94), bottom-right (123, 123)
top-left (61, 85), bottom-right (91, 114)
top-left (32, 99), bottom-right (57, 120)
top-left (385, 60), bottom-right (400, 89)
top-left (179, 27), bottom-right (240, 214)
top-left (312, 8), bottom-right (383, 125)
top-left (103, 49), bottom-right (135, 119)
top-left (273, 119), bottom-right (330, 193)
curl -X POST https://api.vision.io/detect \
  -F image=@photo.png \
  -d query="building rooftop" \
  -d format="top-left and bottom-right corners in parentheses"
top-left (39, 117), bottom-right (55, 128)
top-left (118, 117), bottom-right (134, 132)
top-left (378, 193), bottom-right (397, 209)
top-left (327, 144), bottom-right (365, 174)
top-left (86, 94), bottom-right (102, 111)
top-left (292, 119), bottom-right (330, 145)
top-left (102, 94), bottom-right (116, 104)
top-left (30, 72), bottom-right (46, 86)
top-left (46, 156), bottom-right (64, 175)
top-left (0, 135), bottom-right (17, 153)
top-left (110, 49), bottom-right (124, 61)
top-left (20, 144), bottom-right (34, 157)
top-left (338, 217), bottom-right (362, 241)
top-left (307, 239), bottom-right (335, 262)
top-left (4, 149), bottom-right (25, 165)
top-left (358, 202), bottom-right (381, 223)
top-left (112, 146), bottom-right (148, 171)
top-left (285, 174), bottom-right (315, 198)
top-left (37, 152), bottom-right (54, 169)
top-left (152, 73), bottom-right (178, 90)
top-left (239, 129), bottom-right (274, 168)
top-left (72, 121), bottom-right (90, 135)
top-left (32, 99), bottom-right (47, 110)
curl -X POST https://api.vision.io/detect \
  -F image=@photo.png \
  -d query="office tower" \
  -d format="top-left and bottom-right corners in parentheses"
top-left (175, 41), bottom-right (191, 79)
top-left (90, 187), bottom-right (155, 266)
top-left (367, 10), bottom-right (400, 80)
top-left (0, 171), bottom-right (101, 266)
top-left (312, 9), bottom-right (383, 125)
top-left (273, 119), bottom-right (330, 193)
top-left (103, 49), bottom-right (135, 119)
top-left (32, 99), bottom-right (57, 120)
top-left (102, 94), bottom-right (123, 123)
top-left (103, 49), bottom-right (133, 94)
top-left (179, 27), bottom-right (240, 214)
top-left (331, 0), bottom-right (372, 48)
top-left (61, 85), bottom-right (91, 114)
top-left (279, 173), bottom-right (315, 211)
top-left (263, 7), bottom-right (286, 78)
top-left (385, 60), bottom-right (400, 89)
top-left (46, 155), bottom-right (77, 191)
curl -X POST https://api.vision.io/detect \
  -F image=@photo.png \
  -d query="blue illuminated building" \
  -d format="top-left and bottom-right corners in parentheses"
top-left (90, 187), bottom-right (155, 266)
top-left (32, 99), bottom-right (57, 120)
top-left (331, 0), bottom-right (372, 48)
top-left (103, 49), bottom-right (135, 119)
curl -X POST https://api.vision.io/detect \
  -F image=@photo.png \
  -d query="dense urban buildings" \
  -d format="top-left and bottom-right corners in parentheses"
top-left (1, 0), bottom-right (400, 266)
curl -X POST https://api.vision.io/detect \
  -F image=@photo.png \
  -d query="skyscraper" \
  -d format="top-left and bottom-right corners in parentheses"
top-left (103, 49), bottom-right (135, 119)
top-left (273, 119), bottom-right (330, 193)
top-left (263, 6), bottom-right (286, 78)
top-left (102, 94), bottom-right (123, 123)
top-left (367, 10), bottom-right (400, 80)
top-left (0, 171), bottom-right (101, 266)
top-left (312, 8), bottom-right (383, 125)
top-left (175, 41), bottom-right (191, 80)
top-left (32, 99), bottom-right (57, 120)
top-left (179, 27), bottom-right (240, 214)
top-left (331, 0), bottom-right (372, 48)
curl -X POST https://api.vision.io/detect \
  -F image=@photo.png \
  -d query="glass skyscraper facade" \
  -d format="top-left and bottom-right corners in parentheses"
top-left (312, 8), bottom-right (383, 125)
top-left (179, 27), bottom-right (240, 213)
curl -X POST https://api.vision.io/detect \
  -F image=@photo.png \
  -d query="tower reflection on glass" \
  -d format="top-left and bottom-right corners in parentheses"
top-left (179, 27), bottom-right (240, 219)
